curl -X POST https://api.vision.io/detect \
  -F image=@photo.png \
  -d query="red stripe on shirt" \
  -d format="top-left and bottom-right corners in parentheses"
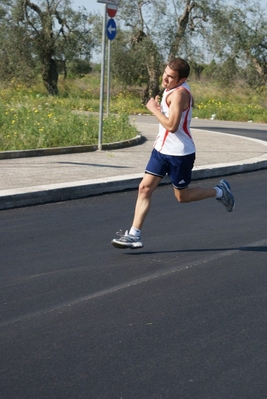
top-left (183, 108), bottom-right (192, 138)
top-left (159, 129), bottom-right (169, 151)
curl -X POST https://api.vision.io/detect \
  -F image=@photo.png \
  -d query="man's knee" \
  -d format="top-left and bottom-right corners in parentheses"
top-left (138, 175), bottom-right (160, 197)
top-left (138, 181), bottom-right (153, 197)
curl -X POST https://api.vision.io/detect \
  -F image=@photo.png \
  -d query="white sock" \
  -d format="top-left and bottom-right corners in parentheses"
top-left (215, 187), bottom-right (223, 199)
top-left (129, 227), bottom-right (141, 237)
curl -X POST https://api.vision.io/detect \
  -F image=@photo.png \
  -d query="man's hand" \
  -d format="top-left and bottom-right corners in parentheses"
top-left (146, 96), bottom-right (161, 114)
top-left (145, 89), bottom-right (185, 133)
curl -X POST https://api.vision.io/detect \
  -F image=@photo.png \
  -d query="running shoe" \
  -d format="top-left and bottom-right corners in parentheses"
top-left (111, 230), bottom-right (143, 249)
top-left (216, 179), bottom-right (235, 212)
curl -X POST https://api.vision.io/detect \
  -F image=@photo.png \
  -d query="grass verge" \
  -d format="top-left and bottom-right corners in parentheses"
top-left (0, 75), bottom-right (266, 151)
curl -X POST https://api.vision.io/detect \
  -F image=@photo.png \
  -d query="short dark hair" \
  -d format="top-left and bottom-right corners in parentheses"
top-left (168, 58), bottom-right (190, 80)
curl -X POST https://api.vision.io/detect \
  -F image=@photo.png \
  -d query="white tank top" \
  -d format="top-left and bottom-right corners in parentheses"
top-left (153, 82), bottom-right (196, 156)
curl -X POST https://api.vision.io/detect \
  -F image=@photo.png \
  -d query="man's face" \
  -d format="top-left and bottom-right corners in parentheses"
top-left (162, 66), bottom-right (180, 89)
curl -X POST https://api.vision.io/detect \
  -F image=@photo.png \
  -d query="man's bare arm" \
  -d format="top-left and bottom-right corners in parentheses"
top-left (146, 89), bottom-right (189, 132)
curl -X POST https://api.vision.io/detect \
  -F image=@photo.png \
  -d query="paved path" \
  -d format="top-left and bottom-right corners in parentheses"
top-left (0, 116), bottom-right (267, 210)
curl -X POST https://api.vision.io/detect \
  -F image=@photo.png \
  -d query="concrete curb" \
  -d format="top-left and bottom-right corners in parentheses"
top-left (0, 134), bottom-right (143, 160)
top-left (1, 155), bottom-right (267, 210)
top-left (1, 117), bottom-right (266, 210)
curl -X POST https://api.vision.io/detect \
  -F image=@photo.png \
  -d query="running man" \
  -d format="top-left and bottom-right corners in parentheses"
top-left (111, 58), bottom-right (235, 249)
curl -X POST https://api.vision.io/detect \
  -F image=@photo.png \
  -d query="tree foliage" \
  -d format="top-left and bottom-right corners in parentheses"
top-left (108, 0), bottom-right (267, 95)
top-left (0, 1), bottom-right (36, 82)
top-left (208, 1), bottom-right (267, 84)
top-left (108, 0), bottom-right (224, 101)
top-left (1, 0), bottom-right (267, 96)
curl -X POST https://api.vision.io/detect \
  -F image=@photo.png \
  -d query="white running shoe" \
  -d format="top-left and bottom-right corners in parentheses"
top-left (216, 179), bottom-right (235, 212)
top-left (111, 230), bottom-right (143, 249)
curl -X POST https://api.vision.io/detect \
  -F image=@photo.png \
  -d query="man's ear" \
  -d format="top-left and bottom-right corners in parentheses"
top-left (178, 77), bottom-right (187, 84)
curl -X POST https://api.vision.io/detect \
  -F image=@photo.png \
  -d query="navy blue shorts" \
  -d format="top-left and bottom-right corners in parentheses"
top-left (145, 148), bottom-right (195, 189)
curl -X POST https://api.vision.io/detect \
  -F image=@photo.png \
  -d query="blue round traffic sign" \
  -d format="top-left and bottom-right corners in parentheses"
top-left (106, 18), bottom-right (117, 40)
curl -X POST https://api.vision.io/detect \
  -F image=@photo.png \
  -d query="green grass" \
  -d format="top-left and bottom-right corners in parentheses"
top-left (191, 80), bottom-right (267, 123)
top-left (0, 100), bottom-right (138, 151)
top-left (0, 77), bottom-right (142, 151)
top-left (0, 75), bottom-right (266, 151)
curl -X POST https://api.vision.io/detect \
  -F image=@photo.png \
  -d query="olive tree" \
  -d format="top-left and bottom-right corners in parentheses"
top-left (111, 0), bottom-right (226, 100)
top-left (0, 0), bottom-right (96, 94)
top-left (0, 0), bottom-right (36, 82)
top-left (204, 0), bottom-right (267, 85)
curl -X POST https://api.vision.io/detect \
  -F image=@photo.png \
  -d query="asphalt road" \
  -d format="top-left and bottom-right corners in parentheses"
top-left (193, 123), bottom-right (267, 141)
top-left (1, 169), bottom-right (267, 399)
top-left (136, 115), bottom-right (267, 142)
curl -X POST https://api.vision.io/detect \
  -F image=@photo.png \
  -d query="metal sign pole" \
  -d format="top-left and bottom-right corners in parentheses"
top-left (98, 4), bottom-right (107, 151)
top-left (107, 39), bottom-right (111, 116)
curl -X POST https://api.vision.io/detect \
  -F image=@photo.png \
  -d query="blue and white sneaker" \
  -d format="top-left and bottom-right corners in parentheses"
top-left (216, 179), bottom-right (235, 212)
top-left (111, 230), bottom-right (143, 249)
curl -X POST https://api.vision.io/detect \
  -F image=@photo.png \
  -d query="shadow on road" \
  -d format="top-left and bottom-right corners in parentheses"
top-left (123, 245), bottom-right (267, 255)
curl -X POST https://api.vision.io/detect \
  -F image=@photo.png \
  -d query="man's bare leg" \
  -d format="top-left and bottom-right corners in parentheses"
top-left (174, 180), bottom-right (235, 212)
top-left (111, 173), bottom-right (161, 249)
top-left (111, 178), bottom-right (234, 248)
top-left (174, 186), bottom-right (216, 203)
top-left (132, 173), bottom-right (162, 229)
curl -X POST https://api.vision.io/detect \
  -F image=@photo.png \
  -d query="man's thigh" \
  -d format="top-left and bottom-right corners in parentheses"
top-left (168, 153), bottom-right (195, 189)
top-left (145, 149), bottom-right (168, 178)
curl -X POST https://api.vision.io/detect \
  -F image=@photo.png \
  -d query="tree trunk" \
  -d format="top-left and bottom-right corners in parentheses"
top-left (143, 59), bottom-right (161, 104)
top-left (42, 58), bottom-right (59, 95)
top-left (249, 53), bottom-right (267, 83)
top-left (169, 0), bottom-right (193, 60)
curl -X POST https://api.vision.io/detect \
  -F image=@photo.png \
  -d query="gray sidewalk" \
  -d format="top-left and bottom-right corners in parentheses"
top-left (0, 116), bottom-right (267, 210)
